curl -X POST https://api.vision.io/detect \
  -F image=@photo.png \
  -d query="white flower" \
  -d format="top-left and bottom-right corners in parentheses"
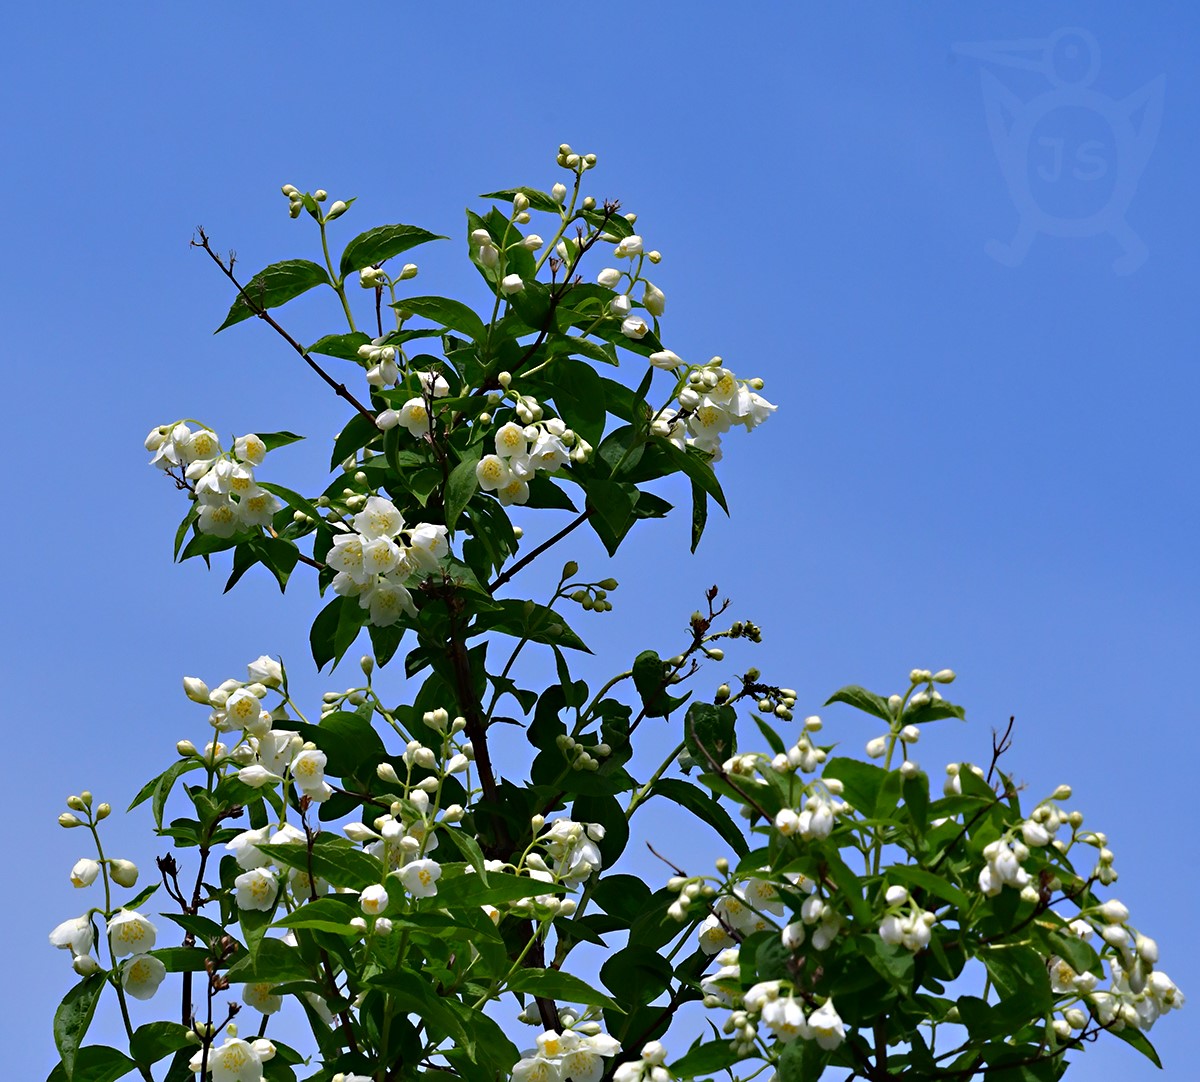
top-left (609, 294), bottom-right (632, 318)
top-left (648, 350), bottom-right (682, 370)
top-left (368, 577), bottom-right (417, 625)
top-left (197, 497), bottom-right (239, 538)
top-left (237, 765), bottom-right (282, 789)
top-left (642, 281), bottom-right (665, 317)
top-left (399, 858), bottom-right (442, 898)
top-left (70, 859), bottom-right (100, 888)
top-left (398, 398), bottom-right (432, 437)
top-left (501, 274), bottom-right (525, 295)
top-left (597, 268), bottom-right (621, 287)
top-left (226, 827), bottom-right (271, 871)
top-left (291, 749), bottom-right (332, 801)
top-left (807, 1000), bottom-right (846, 1049)
top-left (866, 736), bottom-right (888, 759)
top-left (614, 235), bottom-right (643, 258)
top-left (246, 655), bottom-right (282, 688)
top-left (353, 496), bottom-right (405, 540)
top-left (560, 1033), bottom-right (621, 1082)
top-left (761, 994), bottom-right (809, 1043)
top-left (620, 315), bottom-right (649, 340)
top-left (407, 523), bottom-right (449, 572)
top-left (360, 884), bottom-right (390, 916)
top-left (234, 868), bottom-right (279, 912)
top-left (327, 534), bottom-right (366, 581)
top-left (224, 688), bottom-right (269, 735)
top-left (361, 535), bottom-right (403, 578)
top-left (107, 910), bottom-right (157, 957)
top-left (49, 915), bottom-right (94, 958)
top-left (182, 429), bottom-right (221, 464)
top-left (495, 422), bottom-right (529, 458)
top-left (512, 1055), bottom-right (562, 1082)
top-left (237, 487), bottom-right (281, 529)
top-left (242, 982), bottom-right (282, 1015)
top-left (697, 914), bottom-right (735, 955)
top-left (377, 408), bottom-right (400, 430)
top-left (412, 370), bottom-right (450, 398)
top-left (476, 454), bottom-right (512, 492)
top-left (190, 1037), bottom-right (276, 1082)
top-left (122, 954), bottom-right (166, 1000)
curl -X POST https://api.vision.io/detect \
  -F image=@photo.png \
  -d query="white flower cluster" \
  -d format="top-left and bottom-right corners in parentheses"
top-left (226, 822), bottom-right (322, 912)
top-left (736, 983), bottom-right (846, 1053)
top-left (326, 495), bottom-right (448, 626)
top-left (476, 413), bottom-right (588, 507)
top-left (773, 777), bottom-right (851, 842)
top-left (49, 908), bottom-right (163, 1001)
top-left (593, 233), bottom-right (665, 343)
top-left (612, 1041), bottom-right (670, 1082)
top-left (512, 1027), bottom-right (621, 1082)
top-left (190, 1029), bottom-right (277, 1082)
top-left (377, 370), bottom-right (452, 434)
top-left (878, 885), bottom-right (937, 952)
top-left (649, 360), bottom-right (776, 462)
top-left (146, 424), bottom-right (281, 538)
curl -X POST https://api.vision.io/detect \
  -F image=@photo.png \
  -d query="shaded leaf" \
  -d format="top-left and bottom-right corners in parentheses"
top-left (217, 260), bottom-right (330, 331)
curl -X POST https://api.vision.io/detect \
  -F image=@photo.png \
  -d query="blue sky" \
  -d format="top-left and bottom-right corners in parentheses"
top-left (4, 4), bottom-right (1196, 1080)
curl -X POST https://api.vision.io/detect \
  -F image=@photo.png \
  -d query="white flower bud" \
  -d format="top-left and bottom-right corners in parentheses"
top-left (649, 350), bottom-right (682, 370)
top-left (551, 183), bottom-right (567, 204)
top-left (176, 739), bottom-right (197, 757)
top-left (109, 859), bottom-right (139, 888)
top-left (183, 677), bottom-right (210, 704)
top-left (500, 274), bottom-right (524, 296)
top-left (932, 669), bottom-right (956, 683)
top-left (326, 200), bottom-right (348, 220)
top-left (597, 267), bottom-right (621, 288)
top-left (899, 725), bottom-right (920, 743)
top-left (642, 281), bottom-right (666, 317)
top-left (522, 234), bottom-right (544, 250)
top-left (865, 736), bottom-right (887, 759)
top-left (398, 263), bottom-right (419, 280)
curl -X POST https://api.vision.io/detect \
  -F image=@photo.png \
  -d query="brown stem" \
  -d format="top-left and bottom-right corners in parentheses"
top-left (487, 509), bottom-right (593, 595)
top-left (191, 228), bottom-right (380, 430)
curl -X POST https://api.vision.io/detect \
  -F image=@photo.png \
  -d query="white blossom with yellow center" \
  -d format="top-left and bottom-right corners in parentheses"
top-left (234, 868), bottom-right (279, 912)
top-left (399, 858), bottom-right (441, 898)
top-left (107, 910), bottom-right (157, 958)
top-left (122, 954), bottom-right (166, 1001)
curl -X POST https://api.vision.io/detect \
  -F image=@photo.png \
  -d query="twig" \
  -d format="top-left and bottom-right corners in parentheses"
top-left (986, 716), bottom-right (1016, 785)
top-left (487, 509), bottom-right (593, 594)
top-left (191, 228), bottom-right (380, 430)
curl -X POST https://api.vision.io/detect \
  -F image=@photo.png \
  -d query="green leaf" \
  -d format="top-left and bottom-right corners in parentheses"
top-left (651, 779), bottom-right (749, 857)
top-left (54, 973), bottom-right (105, 1079)
top-left (224, 937), bottom-right (312, 984)
top-left (307, 332), bottom-right (371, 361)
top-left (394, 296), bottom-right (487, 342)
top-left (471, 599), bottom-right (590, 653)
top-left (631, 650), bottom-right (686, 718)
top-left (339, 224), bottom-right (445, 279)
top-left (149, 759), bottom-right (203, 830)
top-left (982, 944), bottom-right (1053, 1013)
top-left (255, 431), bottom-right (304, 452)
top-left (445, 454), bottom-right (481, 530)
top-left (284, 711), bottom-right (386, 778)
top-left (684, 702), bottom-right (737, 768)
top-left (752, 715), bottom-right (786, 755)
top-left (690, 478), bottom-right (708, 553)
top-left (130, 1023), bottom-right (194, 1068)
top-left (310, 595), bottom-right (365, 671)
top-left (256, 841), bottom-right (381, 891)
top-left (822, 847), bottom-right (872, 924)
top-left (507, 968), bottom-right (618, 1010)
top-left (584, 478), bottom-right (639, 556)
top-left (824, 685), bottom-right (894, 723)
top-left (273, 897), bottom-right (361, 935)
top-left (47, 1046), bottom-right (136, 1082)
top-left (669, 1039), bottom-right (745, 1079)
top-left (550, 357), bottom-right (607, 447)
top-left (904, 697), bottom-right (967, 725)
top-left (436, 870), bottom-right (564, 909)
top-left (330, 412), bottom-right (380, 469)
top-left (600, 946), bottom-right (672, 1006)
top-left (887, 866), bottom-right (970, 910)
top-left (216, 259), bottom-right (330, 331)
top-left (659, 441), bottom-right (728, 514)
top-left (480, 187), bottom-right (561, 214)
top-left (777, 1033), bottom-right (829, 1082)
top-left (150, 947), bottom-right (211, 972)
top-left (822, 757), bottom-right (888, 818)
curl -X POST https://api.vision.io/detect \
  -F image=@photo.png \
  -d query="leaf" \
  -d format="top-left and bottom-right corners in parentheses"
top-left (822, 847), bottom-right (872, 924)
top-left (256, 841), bottom-right (381, 891)
top-left (631, 650), bottom-right (686, 719)
top-left (752, 715), bottom-right (786, 755)
top-left (216, 259), bottom-right (330, 331)
top-left (584, 479), bottom-right (638, 556)
top-left (307, 332), bottom-right (371, 361)
top-left (330, 412), bottom-right (380, 469)
top-left (659, 441), bottom-right (728, 514)
top-left (1111, 1026), bottom-right (1163, 1069)
top-left (982, 944), bottom-right (1053, 1013)
top-left (471, 599), bottom-right (590, 653)
top-left (550, 357), bottom-right (607, 446)
top-left (821, 757), bottom-right (889, 818)
top-left (149, 760), bottom-right (203, 830)
top-left (255, 431), bottom-right (305, 452)
top-left (339, 224), bottom-right (445, 278)
top-left (670, 1039), bottom-right (745, 1079)
top-left (684, 702), bottom-right (737, 768)
top-left (777, 1033), bottom-right (829, 1082)
top-left (445, 454), bottom-right (480, 530)
top-left (394, 296), bottom-right (488, 342)
top-left (887, 866), bottom-right (970, 910)
top-left (47, 1046), bottom-right (136, 1082)
top-left (480, 187), bottom-right (562, 214)
top-left (824, 685), bottom-right (894, 723)
top-left (436, 870), bottom-right (563, 909)
top-left (224, 937), bottom-right (312, 984)
top-left (150, 948), bottom-right (211, 972)
top-left (600, 946), bottom-right (673, 1006)
top-left (285, 710), bottom-right (386, 778)
top-left (904, 697), bottom-right (967, 726)
top-left (651, 779), bottom-right (749, 857)
top-left (54, 973), bottom-right (105, 1079)
top-left (273, 897), bottom-right (361, 935)
top-left (690, 478), bottom-right (708, 553)
top-left (506, 968), bottom-right (618, 1010)
top-left (130, 1023), bottom-right (194, 1068)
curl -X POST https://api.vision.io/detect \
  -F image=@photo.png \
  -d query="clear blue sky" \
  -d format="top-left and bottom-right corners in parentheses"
top-left (4, 4), bottom-right (1196, 1080)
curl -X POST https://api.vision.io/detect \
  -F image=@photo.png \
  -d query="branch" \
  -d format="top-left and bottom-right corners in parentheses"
top-left (487, 509), bottom-right (593, 594)
top-left (191, 228), bottom-right (380, 430)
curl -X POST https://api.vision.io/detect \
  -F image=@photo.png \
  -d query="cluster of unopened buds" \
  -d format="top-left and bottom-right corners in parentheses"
top-left (772, 778), bottom-right (850, 841)
top-left (878, 885), bottom-right (937, 952)
top-left (146, 424), bottom-right (281, 538)
top-left (326, 494), bottom-right (448, 626)
top-left (862, 668), bottom-right (958, 776)
top-left (281, 183), bottom-right (348, 222)
top-left (50, 792), bottom-right (164, 1000)
top-left (475, 394), bottom-right (590, 507)
top-left (566, 574), bottom-right (619, 613)
top-left (769, 715), bottom-right (826, 773)
top-left (593, 235), bottom-right (664, 342)
top-left (359, 261), bottom-right (418, 290)
top-left (649, 360), bottom-right (776, 461)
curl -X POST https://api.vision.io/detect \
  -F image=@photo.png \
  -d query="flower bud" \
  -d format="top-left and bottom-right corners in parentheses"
top-left (67, 794), bottom-right (88, 812)
top-left (314, 189), bottom-right (328, 201)
top-left (1052, 784), bottom-right (1072, 801)
top-left (59, 813), bottom-right (82, 828)
top-left (865, 736), bottom-right (887, 759)
top-left (649, 350), bottom-right (682, 370)
top-left (73, 954), bottom-right (102, 976)
top-left (70, 858), bottom-right (101, 888)
top-left (932, 669), bottom-right (956, 684)
top-left (648, 250), bottom-right (662, 263)
top-left (109, 860), bottom-right (139, 888)
top-left (326, 200), bottom-right (348, 220)
top-left (398, 263), bottom-right (419, 280)
top-left (642, 281), bottom-right (666, 317)
top-left (377, 763), bottom-right (400, 785)
top-left (551, 183), bottom-right (567, 204)
top-left (182, 676), bottom-right (210, 703)
top-left (500, 274), bottom-right (524, 295)
top-left (512, 193), bottom-right (530, 213)
top-left (597, 267), bottom-right (621, 288)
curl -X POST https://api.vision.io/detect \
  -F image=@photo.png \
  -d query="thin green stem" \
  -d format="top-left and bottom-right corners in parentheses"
top-left (319, 219), bottom-right (358, 332)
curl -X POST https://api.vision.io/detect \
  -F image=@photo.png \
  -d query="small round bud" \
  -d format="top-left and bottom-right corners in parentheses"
top-left (562, 560), bottom-right (579, 579)
top-left (67, 795), bottom-right (87, 812)
top-left (183, 677), bottom-right (210, 704)
top-left (73, 954), bottom-right (102, 976)
top-left (109, 859), bottom-right (139, 888)
top-left (705, 647), bottom-right (725, 661)
top-left (326, 200), bottom-right (348, 220)
top-left (531, 814), bottom-right (545, 831)
top-left (314, 189), bottom-right (328, 201)
top-left (581, 195), bottom-right (595, 209)
top-left (715, 857), bottom-right (729, 875)
top-left (932, 669), bottom-right (956, 684)
top-left (58, 813), bottom-right (82, 828)
top-left (176, 739), bottom-right (197, 757)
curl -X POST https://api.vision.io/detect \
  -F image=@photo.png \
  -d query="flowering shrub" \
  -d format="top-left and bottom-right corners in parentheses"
top-left (49, 146), bottom-right (1180, 1082)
